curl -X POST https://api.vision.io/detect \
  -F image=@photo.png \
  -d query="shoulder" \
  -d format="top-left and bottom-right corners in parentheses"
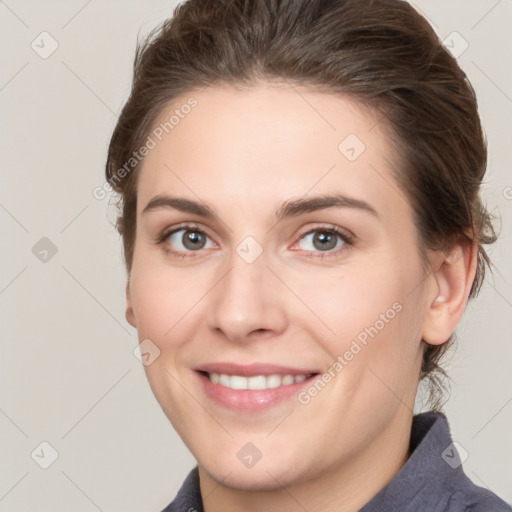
top-left (160, 466), bottom-right (203, 512)
top-left (445, 471), bottom-right (511, 512)
top-left (395, 412), bottom-right (510, 512)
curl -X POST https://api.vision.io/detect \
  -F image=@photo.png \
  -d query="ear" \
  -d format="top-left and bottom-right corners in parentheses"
top-left (125, 280), bottom-right (137, 328)
top-left (421, 240), bottom-right (478, 346)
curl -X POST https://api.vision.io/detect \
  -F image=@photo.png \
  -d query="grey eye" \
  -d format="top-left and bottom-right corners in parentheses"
top-left (168, 229), bottom-right (214, 251)
top-left (298, 231), bottom-right (344, 252)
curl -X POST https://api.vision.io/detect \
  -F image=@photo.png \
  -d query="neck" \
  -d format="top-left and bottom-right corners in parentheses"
top-left (199, 407), bottom-right (413, 512)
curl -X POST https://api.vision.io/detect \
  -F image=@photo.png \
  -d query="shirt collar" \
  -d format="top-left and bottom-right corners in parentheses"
top-left (360, 411), bottom-right (463, 511)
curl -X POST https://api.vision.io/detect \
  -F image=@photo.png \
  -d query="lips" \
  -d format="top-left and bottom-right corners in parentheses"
top-left (194, 362), bottom-right (321, 412)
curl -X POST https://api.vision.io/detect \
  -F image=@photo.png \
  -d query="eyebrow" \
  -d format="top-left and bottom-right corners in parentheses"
top-left (142, 193), bottom-right (379, 221)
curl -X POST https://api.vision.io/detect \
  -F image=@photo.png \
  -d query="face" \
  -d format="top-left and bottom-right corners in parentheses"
top-left (126, 83), bottom-right (434, 491)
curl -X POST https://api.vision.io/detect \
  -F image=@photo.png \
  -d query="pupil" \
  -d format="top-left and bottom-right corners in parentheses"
top-left (314, 232), bottom-right (336, 251)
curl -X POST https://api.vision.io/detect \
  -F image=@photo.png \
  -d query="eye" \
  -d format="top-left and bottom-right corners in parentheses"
top-left (295, 226), bottom-right (353, 258)
top-left (161, 225), bottom-right (216, 256)
top-left (158, 223), bottom-right (353, 259)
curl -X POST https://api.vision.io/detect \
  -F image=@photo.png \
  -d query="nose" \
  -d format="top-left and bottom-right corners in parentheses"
top-left (207, 249), bottom-right (288, 344)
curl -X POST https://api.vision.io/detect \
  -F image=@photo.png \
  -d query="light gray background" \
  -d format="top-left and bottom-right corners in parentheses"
top-left (1, 1), bottom-right (511, 510)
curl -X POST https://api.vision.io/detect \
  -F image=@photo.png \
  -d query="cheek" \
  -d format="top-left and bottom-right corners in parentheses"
top-left (291, 256), bottom-right (424, 377)
top-left (129, 266), bottom-right (206, 429)
top-left (289, 263), bottom-right (404, 338)
top-left (129, 265), bottom-right (202, 346)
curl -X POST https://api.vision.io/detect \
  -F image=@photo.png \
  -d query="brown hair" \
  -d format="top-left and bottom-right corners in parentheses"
top-left (105, 0), bottom-right (496, 410)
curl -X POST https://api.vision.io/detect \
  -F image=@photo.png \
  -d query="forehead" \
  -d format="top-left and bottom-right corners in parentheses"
top-left (136, 82), bottom-right (409, 223)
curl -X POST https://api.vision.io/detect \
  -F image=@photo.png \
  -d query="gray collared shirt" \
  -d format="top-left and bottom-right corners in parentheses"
top-left (162, 412), bottom-right (511, 511)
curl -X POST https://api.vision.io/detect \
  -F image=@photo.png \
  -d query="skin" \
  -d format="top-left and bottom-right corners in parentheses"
top-left (125, 82), bottom-right (477, 512)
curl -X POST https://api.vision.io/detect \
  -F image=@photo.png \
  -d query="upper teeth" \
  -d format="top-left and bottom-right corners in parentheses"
top-left (208, 373), bottom-right (311, 390)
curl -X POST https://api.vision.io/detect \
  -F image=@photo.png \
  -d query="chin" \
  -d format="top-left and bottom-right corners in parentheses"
top-left (205, 464), bottom-right (298, 491)
top-left (199, 452), bottom-right (309, 491)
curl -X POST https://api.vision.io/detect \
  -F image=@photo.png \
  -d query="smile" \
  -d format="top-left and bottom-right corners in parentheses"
top-left (195, 364), bottom-right (321, 412)
top-left (205, 372), bottom-right (315, 390)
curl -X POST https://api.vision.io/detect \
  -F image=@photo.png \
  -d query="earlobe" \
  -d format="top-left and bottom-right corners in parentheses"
top-left (125, 281), bottom-right (137, 328)
top-left (421, 240), bottom-right (478, 346)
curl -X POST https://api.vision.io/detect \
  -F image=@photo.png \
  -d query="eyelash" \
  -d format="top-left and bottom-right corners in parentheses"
top-left (157, 223), bottom-right (354, 260)
top-left (299, 225), bottom-right (354, 259)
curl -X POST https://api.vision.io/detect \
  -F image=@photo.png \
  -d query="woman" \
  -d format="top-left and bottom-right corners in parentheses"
top-left (105, 0), bottom-right (510, 510)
